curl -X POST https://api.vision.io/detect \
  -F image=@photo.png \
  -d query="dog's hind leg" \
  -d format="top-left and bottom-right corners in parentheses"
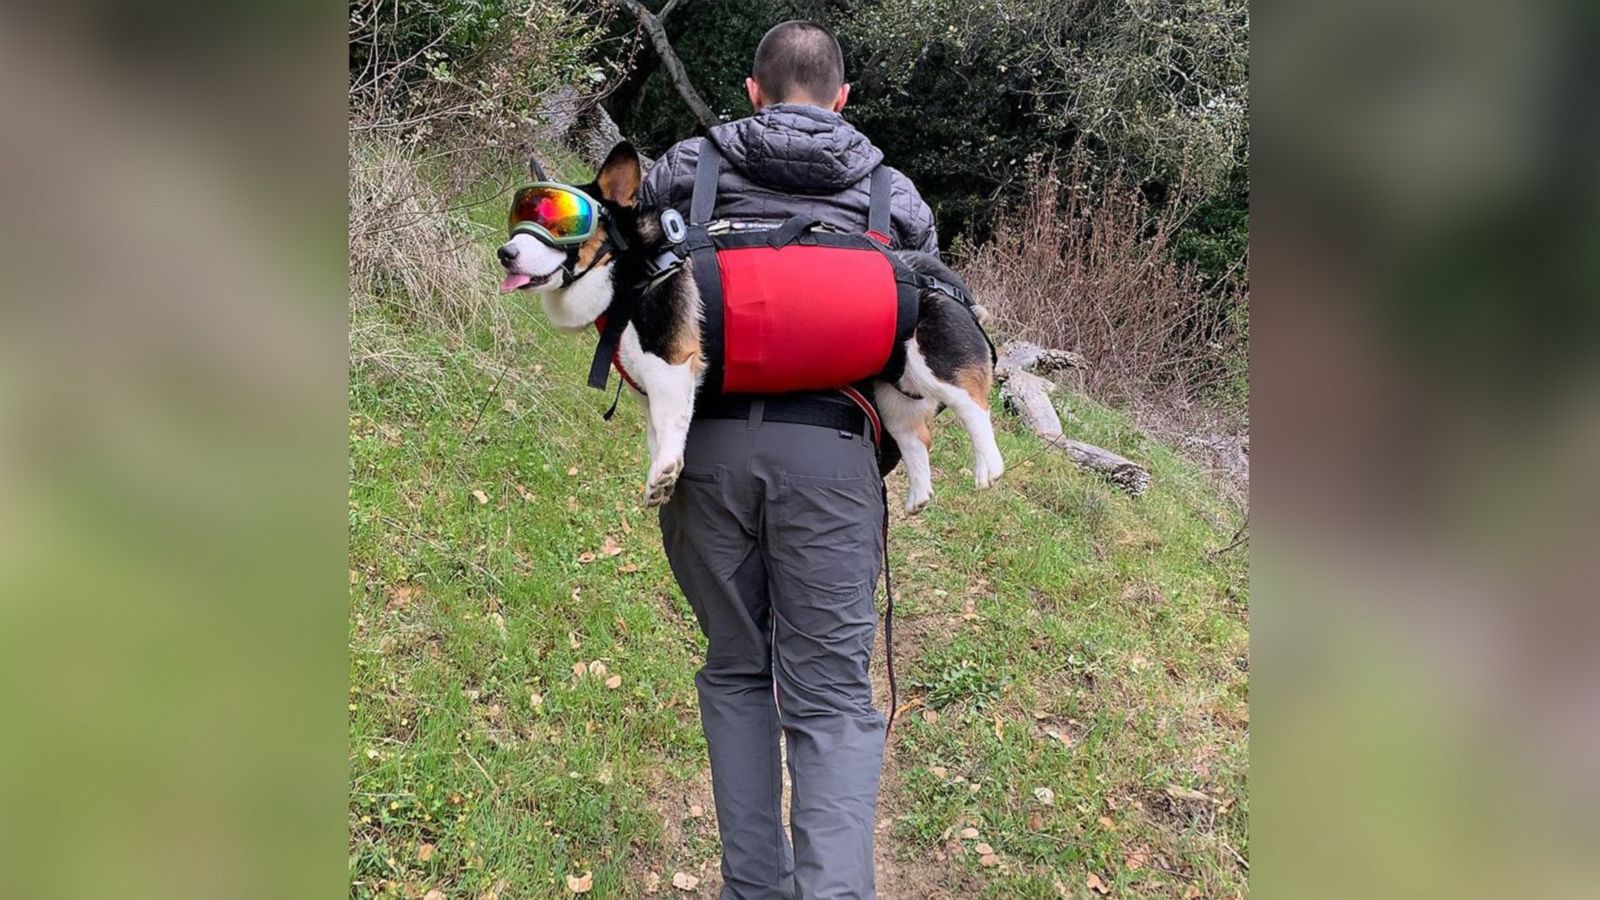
top-left (927, 365), bottom-right (1004, 490)
top-left (899, 339), bottom-right (1005, 492)
top-left (875, 381), bottom-right (939, 514)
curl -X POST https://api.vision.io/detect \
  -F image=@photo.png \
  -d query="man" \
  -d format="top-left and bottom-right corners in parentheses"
top-left (637, 20), bottom-right (937, 900)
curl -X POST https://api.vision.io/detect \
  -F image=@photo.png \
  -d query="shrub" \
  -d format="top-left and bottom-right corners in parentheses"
top-left (959, 159), bottom-right (1247, 425)
top-left (348, 134), bottom-right (503, 338)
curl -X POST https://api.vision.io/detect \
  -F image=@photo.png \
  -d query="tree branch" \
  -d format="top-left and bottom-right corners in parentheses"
top-left (606, 0), bottom-right (721, 132)
top-left (657, 0), bottom-right (687, 23)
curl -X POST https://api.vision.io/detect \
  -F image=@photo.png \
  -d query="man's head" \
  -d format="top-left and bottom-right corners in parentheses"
top-left (746, 20), bottom-right (849, 113)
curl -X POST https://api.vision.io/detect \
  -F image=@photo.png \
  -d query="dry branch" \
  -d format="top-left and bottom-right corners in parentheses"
top-left (996, 341), bottom-right (1151, 495)
top-left (606, 0), bottom-right (721, 132)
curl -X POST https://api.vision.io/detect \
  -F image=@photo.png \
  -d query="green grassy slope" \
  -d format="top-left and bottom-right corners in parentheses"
top-left (349, 259), bottom-right (1247, 898)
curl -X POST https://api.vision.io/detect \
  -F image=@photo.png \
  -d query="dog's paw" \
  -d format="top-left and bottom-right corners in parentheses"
top-left (642, 457), bottom-right (684, 508)
top-left (974, 451), bottom-right (1005, 490)
top-left (904, 484), bottom-right (933, 515)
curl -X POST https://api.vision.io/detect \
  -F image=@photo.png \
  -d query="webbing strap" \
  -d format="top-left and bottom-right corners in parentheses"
top-left (867, 164), bottom-right (891, 240)
top-left (587, 314), bottom-right (628, 390)
top-left (690, 138), bottom-right (722, 225)
top-left (687, 137), bottom-right (727, 393)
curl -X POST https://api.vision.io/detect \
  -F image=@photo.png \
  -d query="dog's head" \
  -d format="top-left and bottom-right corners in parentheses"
top-left (497, 142), bottom-right (643, 330)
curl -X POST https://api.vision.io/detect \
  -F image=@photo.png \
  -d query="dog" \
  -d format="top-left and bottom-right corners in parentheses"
top-left (497, 141), bottom-right (1003, 512)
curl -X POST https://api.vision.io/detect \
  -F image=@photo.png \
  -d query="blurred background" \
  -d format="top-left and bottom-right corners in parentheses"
top-left (0, 0), bottom-right (1594, 896)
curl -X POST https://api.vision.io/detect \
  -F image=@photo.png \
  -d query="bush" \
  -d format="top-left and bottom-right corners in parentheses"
top-left (348, 135), bottom-right (502, 338)
top-left (960, 160), bottom-right (1247, 423)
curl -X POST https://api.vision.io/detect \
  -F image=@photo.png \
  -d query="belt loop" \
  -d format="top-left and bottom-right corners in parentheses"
top-left (747, 398), bottom-right (765, 430)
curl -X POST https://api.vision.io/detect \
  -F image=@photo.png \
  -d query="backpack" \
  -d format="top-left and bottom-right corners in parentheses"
top-left (589, 137), bottom-right (921, 397)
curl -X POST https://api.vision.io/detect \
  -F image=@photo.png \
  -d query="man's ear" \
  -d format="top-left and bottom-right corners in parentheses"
top-left (831, 83), bottom-right (851, 113)
top-left (596, 141), bottom-right (642, 207)
top-left (746, 76), bottom-right (764, 111)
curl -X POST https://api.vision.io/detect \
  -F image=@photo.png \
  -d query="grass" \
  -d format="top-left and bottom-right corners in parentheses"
top-left (348, 220), bottom-right (1248, 898)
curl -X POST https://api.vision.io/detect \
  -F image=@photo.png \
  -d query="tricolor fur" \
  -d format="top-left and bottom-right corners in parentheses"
top-left (498, 141), bottom-right (1002, 510)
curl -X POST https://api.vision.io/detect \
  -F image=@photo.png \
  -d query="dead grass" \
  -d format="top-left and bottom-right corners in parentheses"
top-left (348, 134), bottom-right (508, 341)
top-left (959, 161), bottom-right (1249, 486)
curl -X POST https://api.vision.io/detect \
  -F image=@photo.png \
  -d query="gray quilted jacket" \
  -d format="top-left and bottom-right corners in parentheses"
top-left (638, 103), bottom-right (939, 254)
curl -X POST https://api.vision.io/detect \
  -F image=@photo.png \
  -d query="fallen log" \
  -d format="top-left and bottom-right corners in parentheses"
top-left (994, 341), bottom-right (1151, 495)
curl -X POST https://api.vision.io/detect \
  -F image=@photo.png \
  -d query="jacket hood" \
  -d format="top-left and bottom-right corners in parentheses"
top-left (709, 103), bottom-right (884, 194)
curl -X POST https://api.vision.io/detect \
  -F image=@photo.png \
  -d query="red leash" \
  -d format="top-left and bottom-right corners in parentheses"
top-left (837, 386), bottom-right (897, 736)
top-left (879, 480), bottom-right (897, 738)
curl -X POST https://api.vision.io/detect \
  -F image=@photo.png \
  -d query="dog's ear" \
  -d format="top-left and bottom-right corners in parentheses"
top-left (596, 142), bottom-right (642, 208)
top-left (529, 155), bottom-right (549, 182)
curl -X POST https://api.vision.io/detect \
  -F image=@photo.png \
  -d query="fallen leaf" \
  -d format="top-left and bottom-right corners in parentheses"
top-left (486, 704), bottom-right (501, 719)
top-left (513, 483), bottom-right (535, 502)
top-left (671, 871), bottom-right (700, 891)
top-left (577, 551), bottom-right (597, 565)
top-left (480, 878), bottom-right (510, 900)
top-left (425, 891), bottom-right (446, 900)
top-left (530, 692), bottom-right (544, 708)
top-left (349, 568), bottom-right (359, 585)
top-left (688, 804), bottom-right (704, 818)
top-left (569, 630), bottom-right (580, 649)
top-left (571, 662), bottom-right (587, 679)
top-left (979, 853), bottom-right (999, 867)
top-left (921, 709), bottom-right (939, 725)
top-left (1033, 786), bottom-right (1056, 806)
top-left (1184, 886), bottom-right (1202, 899)
top-left (417, 843), bottom-right (436, 861)
top-left (1027, 811), bottom-right (1044, 831)
top-left (620, 515), bottom-right (633, 535)
top-left (1165, 784), bottom-right (1213, 803)
top-left (1033, 710), bottom-right (1049, 720)
top-left (959, 827), bottom-right (979, 840)
top-left (973, 842), bottom-right (994, 855)
top-left (601, 535), bottom-right (624, 557)
top-left (1125, 845), bottom-right (1151, 871)
top-left (643, 871), bottom-right (661, 894)
top-left (470, 489), bottom-right (489, 505)
top-left (1097, 815), bottom-right (1117, 831)
top-left (566, 870), bottom-right (593, 893)
top-left (605, 675), bottom-right (623, 689)
top-left (1087, 871), bottom-right (1110, 895)
top-left (365, 748), bottom-right (379, 760)
top-left (386, 584), bottom-right (420, 609)
top-left (929, 765), bottom-right (948, 778)
top-left (993, 715), bottom-right (1005, 740)
top-left (567, 466), bottom-right (580, 476)
top-left (588, 660), bottom-right (607, 677)
top-left (619, 563), bottom-right (640, 574)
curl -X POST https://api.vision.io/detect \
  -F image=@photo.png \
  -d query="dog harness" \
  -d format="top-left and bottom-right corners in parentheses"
top-left (588, 137), bottom-right (927, 400)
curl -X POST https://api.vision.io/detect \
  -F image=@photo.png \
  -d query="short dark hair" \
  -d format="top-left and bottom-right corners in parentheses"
top-left (752, 20), bottom-right (845, 104)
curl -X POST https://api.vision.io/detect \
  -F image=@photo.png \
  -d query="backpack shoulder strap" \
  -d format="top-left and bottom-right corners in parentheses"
top-left (690, 138), bottom-right (722, 225)
top-left (867, 164), bottom-right (892, 242)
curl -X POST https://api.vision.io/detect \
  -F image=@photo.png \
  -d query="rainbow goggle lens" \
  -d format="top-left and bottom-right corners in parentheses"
top-left (508, 183), bottom-right (601, 246)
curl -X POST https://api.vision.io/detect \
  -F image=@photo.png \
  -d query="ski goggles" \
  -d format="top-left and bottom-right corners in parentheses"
top-left (507, 183), bottom-right (601, 246)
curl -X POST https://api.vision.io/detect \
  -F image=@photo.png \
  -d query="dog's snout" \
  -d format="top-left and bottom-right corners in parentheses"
top-left (497, 244), bottom-right (519, 265)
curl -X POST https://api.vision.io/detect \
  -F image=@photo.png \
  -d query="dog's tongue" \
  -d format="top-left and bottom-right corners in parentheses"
top-left (500, 273), bottom-right (532, 293)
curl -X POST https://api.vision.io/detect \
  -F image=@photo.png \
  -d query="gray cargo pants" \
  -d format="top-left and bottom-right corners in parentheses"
top-left (659, 401), bottom-right (887, 900)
